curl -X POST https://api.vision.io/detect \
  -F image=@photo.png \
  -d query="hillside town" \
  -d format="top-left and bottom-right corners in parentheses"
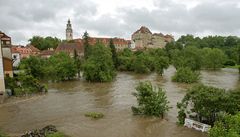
top-left (0, 19), bottom-right (174, 80)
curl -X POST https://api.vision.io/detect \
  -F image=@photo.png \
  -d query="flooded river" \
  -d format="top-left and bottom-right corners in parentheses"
top-left (0, 67), bottom-right (239, 137)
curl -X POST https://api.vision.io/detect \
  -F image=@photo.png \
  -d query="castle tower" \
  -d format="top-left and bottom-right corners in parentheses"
top-left (66, 19), bottom-right (73, 41)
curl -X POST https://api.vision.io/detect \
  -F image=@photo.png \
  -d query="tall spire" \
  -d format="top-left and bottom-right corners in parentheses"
top-left (66, 19), bottom-right (73, 41)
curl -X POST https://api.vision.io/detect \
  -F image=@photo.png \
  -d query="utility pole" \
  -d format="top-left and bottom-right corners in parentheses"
top-left (0, 39), bottom-right (6, 96)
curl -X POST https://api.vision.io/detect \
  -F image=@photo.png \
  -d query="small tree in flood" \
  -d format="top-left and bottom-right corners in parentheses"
top-left (177, 85), bottom-right (240, 126)
top-left (132, 81), bottom-right (170, 118)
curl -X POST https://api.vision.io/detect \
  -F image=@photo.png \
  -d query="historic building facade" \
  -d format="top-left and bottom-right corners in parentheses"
top-left (131, 26), bottom-right (174, 49)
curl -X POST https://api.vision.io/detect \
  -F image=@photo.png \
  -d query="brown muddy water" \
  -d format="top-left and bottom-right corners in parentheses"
top-left (0, 67), bottom-right (239, 137)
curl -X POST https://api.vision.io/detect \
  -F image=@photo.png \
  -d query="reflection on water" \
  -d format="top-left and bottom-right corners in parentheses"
top-left (0, 67), bottom-right (239, 137)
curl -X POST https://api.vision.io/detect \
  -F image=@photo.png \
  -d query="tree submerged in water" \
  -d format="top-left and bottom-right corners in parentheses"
top-left (172, 67), bottom-right (200, 83)
top-left (209, 113), bottom-right (240, 137)
top-left (177, 85), bottom-right (240, 126)
top-left (131, 81), bottom-right (170, 118)
top-left (83, 42), bottom-right (116, 82)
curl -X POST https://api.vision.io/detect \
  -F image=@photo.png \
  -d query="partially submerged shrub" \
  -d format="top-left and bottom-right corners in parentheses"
top-left (131, 81), bottom-right (170, 118)
top-left (85, 112), bottom-right (104, 119)
top-left (172, 67), bottom-right (200, 83)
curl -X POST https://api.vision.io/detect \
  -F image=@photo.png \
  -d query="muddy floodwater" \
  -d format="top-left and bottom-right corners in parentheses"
top-left (0, 67), bottom-right (239, 137)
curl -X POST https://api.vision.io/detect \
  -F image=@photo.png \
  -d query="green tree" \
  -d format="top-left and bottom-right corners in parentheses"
top-left (83, 43), bottom-right (116, 82)
top-left (28, 36), bottom-right (44, 50)
top-left (172, 67), bottom-right (200, 83)
top-left (109, 39), bottom-right (118, 68)
top-left (132, 53), bottom-right (150, 73)
top-left (155, 56), bottom-right (169, 75)
top-left (29, 36), bottom-right (61, 50)
top-left (131, 81), bottom-right (170, 118)
top-left (203, 48), bottom-right (227, 70)
top-left (48, 52), bottom-right (77, 81)
top-left (117, 48), bottom-right (134, 71)
top-left (209, 113), bottom-right (240, 137)
top-left (172, 46), bottom-right (203, 71)
top-left (74, 49), bottom-right (82, 78)
top-left (19, 56), bottom-right (46, 79)
top-left (83, 31), bottom-right (91, 59)
top-left (177, 85), bottom-right (240, 125)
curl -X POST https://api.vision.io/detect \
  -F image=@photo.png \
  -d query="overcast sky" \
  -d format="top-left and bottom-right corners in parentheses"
top-left (1, 0), bottom-right (240, 45)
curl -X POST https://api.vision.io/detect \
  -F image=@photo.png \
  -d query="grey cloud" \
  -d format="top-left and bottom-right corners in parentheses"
top-left (1, 0), bottom-right (240, 44)
top-left (0, 0), bottom-right (97, 44)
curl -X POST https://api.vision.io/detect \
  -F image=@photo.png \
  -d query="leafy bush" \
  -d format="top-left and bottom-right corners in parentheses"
top-left (131, 81), bottom-right (170, 117)
top-left (224, 59), bottom-right (236, 66)
top-left (85, 112), bottom-right (104, 119)
top-left (209, 113), bottom-right (240, 137)
top-left (155, 56), bottom-right (169, 75)
top-left (6, 73), bottom-right (48, 96)
top-left (202, 48), bottom-right (227, 70)
top-left (83, 43), bottom-right (116, 82)
top-left (172, 67), bottom-right (200, 83)
top-left (177, 85), bottom-right (240, 125)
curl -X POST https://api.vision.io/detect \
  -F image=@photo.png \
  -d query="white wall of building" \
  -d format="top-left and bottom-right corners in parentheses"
top-left (0, 40), bottom-right (5, 93)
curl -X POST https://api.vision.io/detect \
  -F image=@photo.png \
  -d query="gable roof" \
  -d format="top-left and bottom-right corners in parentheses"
top-left (55, 41), bottom-right (84, 54)
top-left (133, 26), bottom-right (152, 35)
top-left (26, 45), bottom-right (40, 52)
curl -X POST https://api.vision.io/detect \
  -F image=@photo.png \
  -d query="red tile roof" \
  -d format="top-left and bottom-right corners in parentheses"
top-left (26, 45), bottom-right (40, 52)
top-left (55, 41), bottom-right (84, 55)
top-left (40, 50), bottom-right (54, 56)
top-left (74, 37), bottom-right (130, 47)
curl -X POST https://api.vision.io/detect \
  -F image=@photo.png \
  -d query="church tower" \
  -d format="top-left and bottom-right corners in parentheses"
top-left (66, 19), bottom-right (73, 41)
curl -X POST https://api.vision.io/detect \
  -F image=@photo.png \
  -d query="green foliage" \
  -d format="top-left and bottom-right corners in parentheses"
top-left (29, 36), bottom-right (61, 50)
top-left (109, 39), bottom-right (119, 68)
top-left (203, 48), bottom-right (227, 70)
top-left (83, 43), bottom-right (116, 82)
top-left (209, 113), bottom-right (240, 137)
top-left (155, 56), bottom-right (169, 75)
top-left (74, 49), bottom-right (82, 78)
top-left (172, 67), bottom-right (200, 83)
top-left (177, 85), bottom-right (240, 125)
top-left (117, 48), bottom-right (169, 74)
top-left (19, 56), bottom-right (46, 79)
top-left (131, 81), bottom-right (170, 117)
top-left (132, 53), bottom-right (151, 73)
top-left (118, 48), bottom-right (134, 71)
top-left (4, 76), bottom-right (17, 91)
top-left (5, 72), bottom-right (47, 96)
top-left (48, 52), bottom-right (77, 81)
top-left (46, 132), bottom-right (68, 137)
top-left (172, 46), bottom-right (203, 71)
top-left (83, 31), bottom-right (91, 59)
top-left (19, 52), bottom-right (77, 81)
top-left (224, 59), bottom-right (236, 66)
top-left (84, 112), bottom-right (104, 119)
